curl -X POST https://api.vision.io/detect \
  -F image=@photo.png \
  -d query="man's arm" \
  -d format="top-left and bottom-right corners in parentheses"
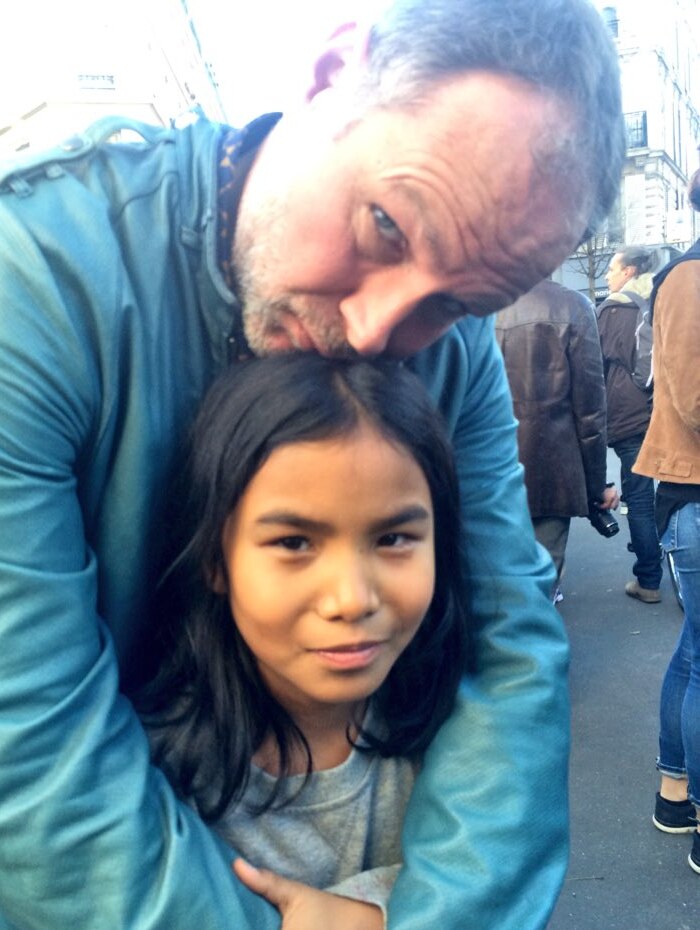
top-left (0, 211), bottom-right (278, 930)
top-left (395, 317), bottom-right (569, 930)
top-left (568, 297), bottom-right (609, 502)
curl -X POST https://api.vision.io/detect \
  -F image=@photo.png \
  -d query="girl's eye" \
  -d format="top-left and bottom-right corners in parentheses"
top-left (274, 536), bottom-right (310, 552)
top-left (377, 532), bottom-right (409, 548)
top-left (370, 205), bottom-right (406, 247)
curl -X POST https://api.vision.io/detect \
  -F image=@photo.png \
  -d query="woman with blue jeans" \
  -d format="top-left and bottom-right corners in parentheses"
top-left (635, 169), bottom-right (700, 873)
top-left (597, 245), bottom-right (662, 602)
top-left (656, 506), bottom-right (700, 827)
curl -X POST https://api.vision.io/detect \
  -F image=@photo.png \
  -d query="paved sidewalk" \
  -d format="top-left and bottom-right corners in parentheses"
top-left (547, 512), bottom-right (697, 930)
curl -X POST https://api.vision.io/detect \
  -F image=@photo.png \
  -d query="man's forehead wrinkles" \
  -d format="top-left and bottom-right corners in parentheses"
top-left (382, 177), bottom-right (461, 275)
top-left (420, 218), bottom-right (448, 273)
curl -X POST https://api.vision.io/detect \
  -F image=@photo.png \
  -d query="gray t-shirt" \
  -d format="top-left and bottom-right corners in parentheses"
top-left (215, 742), bottom-right (418, 909)
top-left (150, 708), bottom-right (417, 912)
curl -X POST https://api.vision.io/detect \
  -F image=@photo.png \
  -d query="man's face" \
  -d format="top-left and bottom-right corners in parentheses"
top-left (234, 71), bottom-right (589, 358)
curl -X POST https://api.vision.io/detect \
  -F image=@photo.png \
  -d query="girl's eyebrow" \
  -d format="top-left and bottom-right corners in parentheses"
top-left (254, 506), bottom-right (431, 534)
top-left (370, 506), bottom-right (432, 533)
top-left (255, 512), bottom-right (327, 532)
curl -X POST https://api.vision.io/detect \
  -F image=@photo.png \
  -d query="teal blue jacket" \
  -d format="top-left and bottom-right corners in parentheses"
top-left (0, 116), bottom-right (568, 930)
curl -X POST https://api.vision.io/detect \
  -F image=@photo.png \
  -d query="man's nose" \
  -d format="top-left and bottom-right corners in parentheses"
top-left (338, 293), bottom-right (409, 355)
top-left (315, 555), bottom-right (380, 622)
top-left (338, 273), bottom-right (435, 355)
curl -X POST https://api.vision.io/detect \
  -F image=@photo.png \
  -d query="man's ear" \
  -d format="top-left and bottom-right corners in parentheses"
top-left (306, 21), bottom-right (372, 101)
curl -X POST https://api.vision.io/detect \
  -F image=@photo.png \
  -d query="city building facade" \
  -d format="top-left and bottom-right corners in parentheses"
top-left (0, 0), bottom-right (225, 160)
top-left (2, 1), bottom-right (698, 301)
top-left (557, 0), bottom-right (700, 299)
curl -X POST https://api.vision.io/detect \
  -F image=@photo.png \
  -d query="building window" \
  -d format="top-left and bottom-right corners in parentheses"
top-left (78, 73), bottom-right (116, 90)
top-left (625, 111), bottom-right (648, 149)
top-left (602, 6), bottom-right (618, 38)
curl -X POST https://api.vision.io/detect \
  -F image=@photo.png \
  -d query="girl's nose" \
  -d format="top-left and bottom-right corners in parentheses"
top-left (315, 557), bottom-right (380, 622)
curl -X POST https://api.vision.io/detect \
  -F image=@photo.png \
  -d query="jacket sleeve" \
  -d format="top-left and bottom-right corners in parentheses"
top-left (597, 298), bottom-right (631, 375)
top-left (0, 209), bottom-right (279, 930)
top-left (389, 317), bottom-right (569, 930)
top-left (568, 298), bottom-right (608, 502)
top-left (656, 263), bottom-right (700, 431)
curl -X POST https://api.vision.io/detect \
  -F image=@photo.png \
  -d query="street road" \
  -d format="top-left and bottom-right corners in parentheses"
top-left (547, 464), bottom-right (696, 930)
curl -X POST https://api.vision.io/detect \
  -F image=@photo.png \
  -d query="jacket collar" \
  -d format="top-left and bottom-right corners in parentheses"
top-left (603, 273), bottom-right (653, 308)
top-left (649, 237), bottom-right (700, 317)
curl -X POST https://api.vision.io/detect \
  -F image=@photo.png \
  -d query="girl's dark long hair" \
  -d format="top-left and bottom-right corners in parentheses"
top-left (137, 353), bottom-right (473, 820)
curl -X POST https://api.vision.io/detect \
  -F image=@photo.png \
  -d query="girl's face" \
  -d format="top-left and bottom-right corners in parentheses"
top-left (218, 421), bottom-right (435, 726)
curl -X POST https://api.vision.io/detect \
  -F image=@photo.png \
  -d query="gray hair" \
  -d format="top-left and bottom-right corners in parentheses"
top-left (617, 245), bottom-right (657, 275)
top-left (359, 0), bottom-right (625, 242)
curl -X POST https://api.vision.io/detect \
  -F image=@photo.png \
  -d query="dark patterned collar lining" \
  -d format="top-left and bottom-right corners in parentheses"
top-left (216, 112), bottom-right (282, 294)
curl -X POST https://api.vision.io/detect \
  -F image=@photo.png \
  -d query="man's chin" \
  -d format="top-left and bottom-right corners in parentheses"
top-left (242, 306), bottom-right (355, 358)
top-left (247, 326), bottom-right (353, 359)
top-left (259, 342), bottom-right (357, 360)
top-left (241, 318), bottom-right (295, 357)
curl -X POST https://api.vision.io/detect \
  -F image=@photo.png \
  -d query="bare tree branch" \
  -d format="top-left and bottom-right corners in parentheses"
top-left (569, 236), bottom-right (621, 303)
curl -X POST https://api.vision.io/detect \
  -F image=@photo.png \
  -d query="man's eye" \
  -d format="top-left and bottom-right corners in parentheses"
top-left (421, 294), bottom-right (467, 323)
top-left (436, 295), bottom-right (466, 319)
top-left (371, 205), bottom-right (405, 244)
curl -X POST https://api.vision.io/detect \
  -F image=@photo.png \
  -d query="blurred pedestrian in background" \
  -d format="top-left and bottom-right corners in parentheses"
top-left (496, 279), bottom-right (618, 601)
top-left (597, 245), bottom-right (662, 603)
top-left (635, 169), bottom-right (700, 874)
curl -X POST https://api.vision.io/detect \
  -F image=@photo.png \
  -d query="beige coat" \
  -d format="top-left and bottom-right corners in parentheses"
top-left (634, 257), bottom-right (700, 481)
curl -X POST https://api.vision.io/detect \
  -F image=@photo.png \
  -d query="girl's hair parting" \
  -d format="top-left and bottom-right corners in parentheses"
top-left (138, 353), bottom-right (472, 820)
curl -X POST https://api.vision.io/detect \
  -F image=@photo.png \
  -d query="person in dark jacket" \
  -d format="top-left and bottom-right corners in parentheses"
top-left (597, 245), bottom-right (662, 603)
top-left (496, 279), bottom-right (618, 596)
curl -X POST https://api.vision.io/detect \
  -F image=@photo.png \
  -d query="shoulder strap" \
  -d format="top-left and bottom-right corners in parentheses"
top-left (650, 238), bottom-right (700, 317)
top-left (619, 290), bottom-right (649, 315)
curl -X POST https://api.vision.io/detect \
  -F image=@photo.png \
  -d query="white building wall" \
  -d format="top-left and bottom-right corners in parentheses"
top-left (0, 0), bottom-right (225, 159)
top-left (559, 1), bottom-right (700, 299)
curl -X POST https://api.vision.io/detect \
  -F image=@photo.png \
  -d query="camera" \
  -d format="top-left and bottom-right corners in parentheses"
top-left (588, 504), bottom-right (619, 538)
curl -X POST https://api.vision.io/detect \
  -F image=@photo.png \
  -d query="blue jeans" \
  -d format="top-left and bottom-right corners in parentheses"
top-left (657, 503), bottom-right (700, 805)
top-left (613, 434), bottom-right (662, 589)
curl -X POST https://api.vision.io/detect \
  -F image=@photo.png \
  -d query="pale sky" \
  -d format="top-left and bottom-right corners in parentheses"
top-left (1, 1), bottom-right (684, 129)
top-left (190, 0), bottom-right (376, 123)
top-left (0, 0), bottom-right (375, 126)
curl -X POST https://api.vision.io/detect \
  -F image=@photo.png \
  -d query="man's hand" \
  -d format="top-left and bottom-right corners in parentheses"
top-left (233, 858), bottom-right (384, 930)
top-left (600, 484), bottom-right (620, 510)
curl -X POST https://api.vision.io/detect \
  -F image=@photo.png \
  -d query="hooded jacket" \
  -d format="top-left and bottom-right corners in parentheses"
top-left (596, 273), bottom-right (653, 445)
top-left (0, 115), bottom-right (569, 930)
